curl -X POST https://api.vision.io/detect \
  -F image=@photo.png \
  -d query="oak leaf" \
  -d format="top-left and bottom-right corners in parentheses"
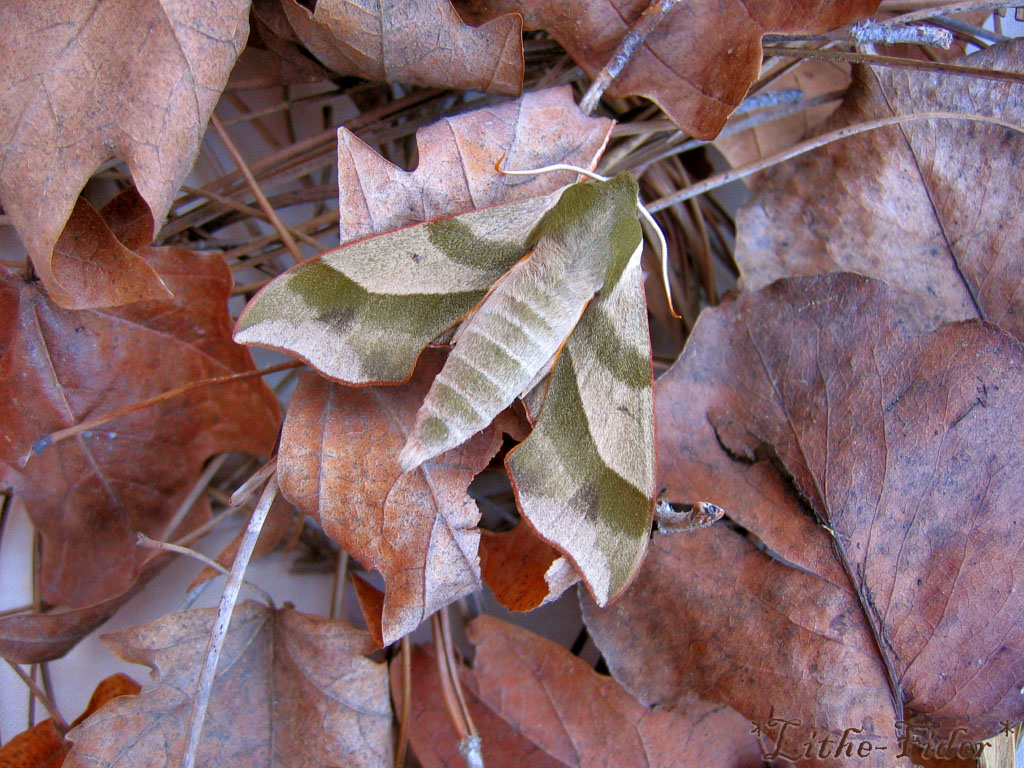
top-left (392, 616), bottom-right (765, 767)
top-left (64, 602), bottom-right (392, 768)
top-left (736, 39), bottom-right (1024, 339)
top-left (278, 0), bottom-right (523, 95)
top-left (0, 1), bottom-right (249, 308)
top-left (0, 248), bottom-right (281, 609)
top-left (336, 86), bottom-right (615, 244)
top-left (454, 0), bottom-right (879, 138)
top-left (277, 357), bottom-right (509, 645)
top-left (583, 274), bottom-right (1024, 764)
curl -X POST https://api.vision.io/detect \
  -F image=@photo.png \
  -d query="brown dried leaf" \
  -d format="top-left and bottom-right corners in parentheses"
top-left (48, 193), bottom-right (173, 310)
top-left (736, 39), bottom-right (1024, 339)
top-left (584, 274), bottom-right (1024, 764)
top-left (65, 602), bottom-right (392, 768)
top-left (455, 0), bottom-right (879, 138)
top-left (279, 0), bottom-right (523, 95)
top-left (250, 0), bottom-right (336, 85)
top-left (351, 572), bottom-right (386, 648)
top-left (392, 617), bottom-right (765, 767)
top-left (479, 522), bottom-right (579, 612)
top-left (278, 356), bottom-right (507, 645)
top-left (0, 720), bottom-right (69, 768)
top-left (0, 2), bottom-right (248, 308)
top-left (0, 562), bottom-right (161, 664)
top-left (0, 673), bottom-right (140, 768)
top-left (337, 86), bottom-right (615, 243)
top-left (0, 249), bottom-right (281, 608)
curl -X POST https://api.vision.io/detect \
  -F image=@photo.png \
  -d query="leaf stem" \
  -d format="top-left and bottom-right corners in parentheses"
top-left (23, 361), bottom-right (301, 465)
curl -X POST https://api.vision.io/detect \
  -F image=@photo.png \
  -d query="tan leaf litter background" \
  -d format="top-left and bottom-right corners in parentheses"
top-left (4, 3), bottom-right (1024, 767)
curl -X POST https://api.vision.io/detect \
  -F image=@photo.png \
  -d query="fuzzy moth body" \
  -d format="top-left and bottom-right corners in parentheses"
top-left (399, 172), bottom-right (643, 471)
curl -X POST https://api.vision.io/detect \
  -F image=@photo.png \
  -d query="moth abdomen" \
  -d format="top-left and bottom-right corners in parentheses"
top-left (399, 258), bottom-right (599, 472)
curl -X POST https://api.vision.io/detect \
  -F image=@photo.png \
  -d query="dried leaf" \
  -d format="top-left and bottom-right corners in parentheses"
top-left (278, 357), bottom-right (507, 644)
top-left (0, 249), bottom-right (281, 608)
top-left (279, 0), bottom-right (523, 95)
top-left (736, 39), bottom-right (1024, 338)
top-left (584, 274), bottom-right (1024, 763)
top-left (479, 522), bottom-right (579, 612)
top-left (250, 0), bottom-right (336, 85)
top-left (0, 563), bottom-right (160, 664)
top-left (455, 0), bottom-right (879, 138)
top-left (0, 721), bottom-right (68, 768)
top-left (393, 617), bottom-right (764, 767)
top-left (65, 602), bottom-right (391, 768)
top-left (0, 674), bottom-right (140, 768)
top-left (0, 2), bottom-right (248, 308)
top-left (337, 86), bottom-right (615, 243)
top-left (48, 194), bottom-right (173, 310)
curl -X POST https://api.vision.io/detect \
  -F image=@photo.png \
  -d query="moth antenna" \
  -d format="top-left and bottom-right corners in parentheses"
top-left (494, 155), bottom-right (610, 183)
top-left (637, 203), bottom-right (681, 319)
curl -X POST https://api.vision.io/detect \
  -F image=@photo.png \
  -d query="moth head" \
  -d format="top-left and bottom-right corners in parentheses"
top-left (495, 156), bottom-right (679, 319)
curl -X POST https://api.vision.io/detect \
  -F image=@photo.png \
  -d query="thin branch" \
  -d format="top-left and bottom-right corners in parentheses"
top-left (880, 1), bottom-right (1017, 24)
top-left (762, 46), bottom-right (1024, 86)
top-left (179, 184), bottom-right (325, 251)
top-left (24, 361), bottom-right (302, 463)
top-left (160, 454), bottom-right (228, 542)
top-left (647, 111), bottom-right (1024, 212)
top-left (230, 458), bottom-right (279, 507)
top-left (209, 114), bottom-right (304, 264)
top-left (431, 612), bottom-right (482, 766)
top-left (394, 635), bottom-right (412, 768)
top-left (182, 473), bottom-right (279, 768)
top-left (136, 533), bottom-right (275, 606)
top-left (5, 660), bottom-right (69, 732)
top-left (329, 550), bottom-right (350, 620)
top-left (580, 0), bottom-right (680, 114)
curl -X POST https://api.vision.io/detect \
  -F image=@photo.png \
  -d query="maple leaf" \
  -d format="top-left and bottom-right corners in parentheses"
top-left (394, 616), bottom-right (764, 767)
top-left (0, 2), bottom-right (249, 308)
top-left (736, 39), bottom-right (1024, 339)
top-left (0, 245), bottom-right (281, 609)
top-left (584, 274), bottom-right (1024, 764)
top-left (455, 0), bottom-right (879, 138)
top-left (64, 602), bottom-right (392, 768)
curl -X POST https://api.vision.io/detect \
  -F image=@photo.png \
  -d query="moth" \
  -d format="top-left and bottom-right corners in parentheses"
top-left (234, 163), bottom-right (667, 604)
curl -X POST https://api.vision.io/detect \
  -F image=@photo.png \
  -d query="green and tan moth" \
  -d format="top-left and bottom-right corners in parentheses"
top-left (234, 166), bottom-right (658, 604)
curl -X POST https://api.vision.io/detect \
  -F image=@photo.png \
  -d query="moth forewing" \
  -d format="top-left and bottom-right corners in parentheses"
top-left (232, 191), bottom-right (562, 386)
top-left (399, 172), bottom-right (643, 472)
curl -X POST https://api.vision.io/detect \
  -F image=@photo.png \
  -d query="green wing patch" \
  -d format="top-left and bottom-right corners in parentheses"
top-left (234, 192), bottom-right (560, 384)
